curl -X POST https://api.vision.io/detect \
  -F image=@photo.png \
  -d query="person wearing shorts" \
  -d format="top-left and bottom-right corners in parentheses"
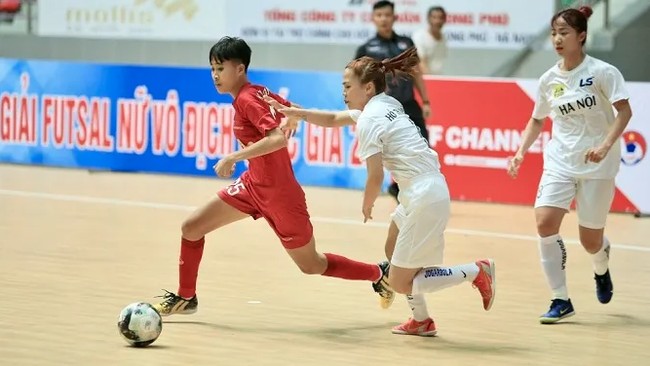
top-left (266, 47), bottom-right (496, 336)
top-left (153, 36), bottom-right (393, 317)
top-left (507, 6), bottom-right (633, 324)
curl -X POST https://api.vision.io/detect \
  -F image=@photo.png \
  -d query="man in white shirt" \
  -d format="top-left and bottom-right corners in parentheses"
top-left (412, 6), bottom-right (448, 75)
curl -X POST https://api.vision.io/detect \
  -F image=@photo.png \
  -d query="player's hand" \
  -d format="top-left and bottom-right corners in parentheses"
top-left (422, 104), bottom-right (431, 119)
top-left (280, 118), bottom-right (300, 139)
top-left (262, 95), bottom-right (302, 117)
top-left (362, 204), bottom-right (374, 223)
top-left (263, 95), bottom-right (285, 111)
top-left (213, 155), bottom-right (236, 178)
top-left (263, 96), bottom-right (301, 138)
top-left (584, 144), bottom-right (610, 164)
top-left (507, 154), bottom-right (524, 178)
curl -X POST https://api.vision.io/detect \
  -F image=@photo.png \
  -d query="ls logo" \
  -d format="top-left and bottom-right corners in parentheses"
top-left (580, 77), bottom-right (594, 87)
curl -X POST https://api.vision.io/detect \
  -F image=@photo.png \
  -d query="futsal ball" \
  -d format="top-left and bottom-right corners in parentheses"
top-left (117, 302), bottom-right (163, 347)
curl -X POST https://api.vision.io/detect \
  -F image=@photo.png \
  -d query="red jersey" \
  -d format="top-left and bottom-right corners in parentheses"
top-left (231, 83), bottom-right (301, 189)
top-left (219, 82), bottom-right (313, 248)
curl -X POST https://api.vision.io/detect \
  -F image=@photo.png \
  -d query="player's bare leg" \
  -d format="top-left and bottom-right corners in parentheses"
top-left (383, 221), bottom-right (433, 335)
top-left (285, 236), bottom-right (393, 305)
top-left (579, 226), bottom-right (613, 304)
top-left (388, 259), bottom-right (495, 336)
top-left (385, 221), bottom-right (495, 336)
top-left (155, 196), bottom-right (249, 316)
top-left (379, 221), bottom-right (400, 309)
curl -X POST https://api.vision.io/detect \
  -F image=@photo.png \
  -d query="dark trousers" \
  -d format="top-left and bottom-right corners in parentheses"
top-left (402, 100), bottom-right (429, 142)
top-left (388, 100), bottom-right (429, 200)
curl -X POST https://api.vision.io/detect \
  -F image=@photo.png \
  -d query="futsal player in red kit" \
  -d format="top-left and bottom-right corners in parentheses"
top-left (154, 36), bottom-right (393, 316)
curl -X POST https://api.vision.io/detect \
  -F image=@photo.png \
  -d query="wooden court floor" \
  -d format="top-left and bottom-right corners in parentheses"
top-left (0, 164), bottom-right (648, 366)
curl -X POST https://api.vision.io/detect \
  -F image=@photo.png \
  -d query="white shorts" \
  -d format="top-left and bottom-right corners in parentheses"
top-left (534, 170), bottom-right (615, 229)
top-left (390, 173), bottom-right (450, 269)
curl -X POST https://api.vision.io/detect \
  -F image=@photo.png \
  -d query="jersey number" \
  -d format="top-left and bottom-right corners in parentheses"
top-left (226, 178), bottom-right (246, 196)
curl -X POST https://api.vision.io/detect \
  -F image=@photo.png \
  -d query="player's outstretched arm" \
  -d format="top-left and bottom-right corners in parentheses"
top-left (292, 109), bottom-right (355, 128)
top-left (264, 96), bottom-right (355, 128)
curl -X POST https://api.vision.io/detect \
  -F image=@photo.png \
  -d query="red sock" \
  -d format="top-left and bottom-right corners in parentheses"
top-left (177, 237), bottom-right (205, 299)
top-left (322, 253), bottom-right (381, 282)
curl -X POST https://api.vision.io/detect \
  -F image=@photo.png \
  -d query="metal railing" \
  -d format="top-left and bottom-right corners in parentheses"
top-left (0, 0), bottom-right (35, 34)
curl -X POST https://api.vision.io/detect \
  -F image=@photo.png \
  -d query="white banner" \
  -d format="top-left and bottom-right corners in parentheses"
top-left (224, 0), bottom-right (555, 49)
top-left (615, 82), bottom-right (650, 215)
top-left (37, 0), bottom-right (225, 40)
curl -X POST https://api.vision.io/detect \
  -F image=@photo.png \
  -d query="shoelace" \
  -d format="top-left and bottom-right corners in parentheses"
top-left (155, 289), bottom-right (179, 308)
top-left (472, 275), bottom-right (488, 294)
top-left (594, 274), bottom-right (609, 287)
top-left (373, 279), bottom-right (393, 298)
top-left (550, 298), bottom-right (566, 309)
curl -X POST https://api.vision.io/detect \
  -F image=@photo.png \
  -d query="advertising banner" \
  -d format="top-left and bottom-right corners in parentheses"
top-left (37, 0), bottom-right (554, 48)
top-left (422, 76), bottom-right (649, 214)
top-left (224, 0), bottom-right (554, 49)
top-left (37, 0), bottom-right (225, 40)
top-left (1, 58), bottom-right (648, 214)
top-left (0, 58), bottom-right (376, 190)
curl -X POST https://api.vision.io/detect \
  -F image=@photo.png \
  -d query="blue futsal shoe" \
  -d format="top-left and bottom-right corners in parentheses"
top-left (594, 269), bottom-right (614, 304)
top-left (539, 298), bottom-right (575, 324)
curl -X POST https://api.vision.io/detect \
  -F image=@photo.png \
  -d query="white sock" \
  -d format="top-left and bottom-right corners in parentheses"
top-left (592, 237), bottom-right (611, 276)
top-left (539, 234), bottom-right (568, 300)
top-left (411, 263), bottom-right (479, 295)
top-left (406, 294), bottom-right (429, 321)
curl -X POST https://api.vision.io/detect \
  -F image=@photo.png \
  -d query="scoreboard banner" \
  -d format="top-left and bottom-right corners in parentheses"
top-left (1, 58), bottom-right (648, 215)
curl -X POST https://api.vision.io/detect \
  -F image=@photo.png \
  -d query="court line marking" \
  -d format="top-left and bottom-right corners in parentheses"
top-left (1, 188), bottom-right (648, 253)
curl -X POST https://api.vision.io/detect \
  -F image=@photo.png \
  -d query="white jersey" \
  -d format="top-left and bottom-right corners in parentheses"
top-left (532, 55), bottom-right (629, 179)
top-left (412, 28), bottom-right (447, 75)
top-left (349, 92), bottom-right (442, 184)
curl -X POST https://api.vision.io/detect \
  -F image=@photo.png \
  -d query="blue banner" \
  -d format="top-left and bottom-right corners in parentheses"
top-left (0, 58), bottom-right (383, 190)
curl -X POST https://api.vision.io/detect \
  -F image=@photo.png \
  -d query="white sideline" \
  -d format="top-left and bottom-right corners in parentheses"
top-left (0, 188), bottom-right (648, 253)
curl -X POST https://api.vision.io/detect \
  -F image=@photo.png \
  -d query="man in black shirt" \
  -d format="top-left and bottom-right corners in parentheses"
top-left (355, 0), bottom-right (432, 200)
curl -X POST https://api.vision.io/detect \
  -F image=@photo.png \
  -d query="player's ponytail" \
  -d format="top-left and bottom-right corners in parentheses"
top-left (380, 47), bottom-right (420, 80)
top-left (346, 47), bottom-right (420, 95)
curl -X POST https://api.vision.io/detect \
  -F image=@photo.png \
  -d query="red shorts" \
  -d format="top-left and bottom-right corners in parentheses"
top-left (217, 176), bottom-right (314, 249)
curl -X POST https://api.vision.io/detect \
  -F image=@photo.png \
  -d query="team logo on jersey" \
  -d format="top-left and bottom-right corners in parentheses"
top-left (579, 77), bottom-right (594, 87)
top-left (397, 41), bottom-right (409, 50)
top-left (620, 130), bottom-right (647, 166)
top-left (255, 87), bottom-right (271, 100)
top-left (551, 84), bottom-right (565, 98)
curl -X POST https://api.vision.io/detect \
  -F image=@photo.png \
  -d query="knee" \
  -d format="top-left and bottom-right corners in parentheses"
top-left (392, 283), bottom-right (411, 295)
top-left (296, 261), bottom-right (324, 275)
top-left (580, 235), bottom-right (603, 254)
top-left (181, 218), bottom-right (203, 241)
top-left (388, 275), bottom-right (412, 295)
top-left (536, 217), bottom-right (560, 237)
top-left (294, 256), bottom-right (326, 275)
